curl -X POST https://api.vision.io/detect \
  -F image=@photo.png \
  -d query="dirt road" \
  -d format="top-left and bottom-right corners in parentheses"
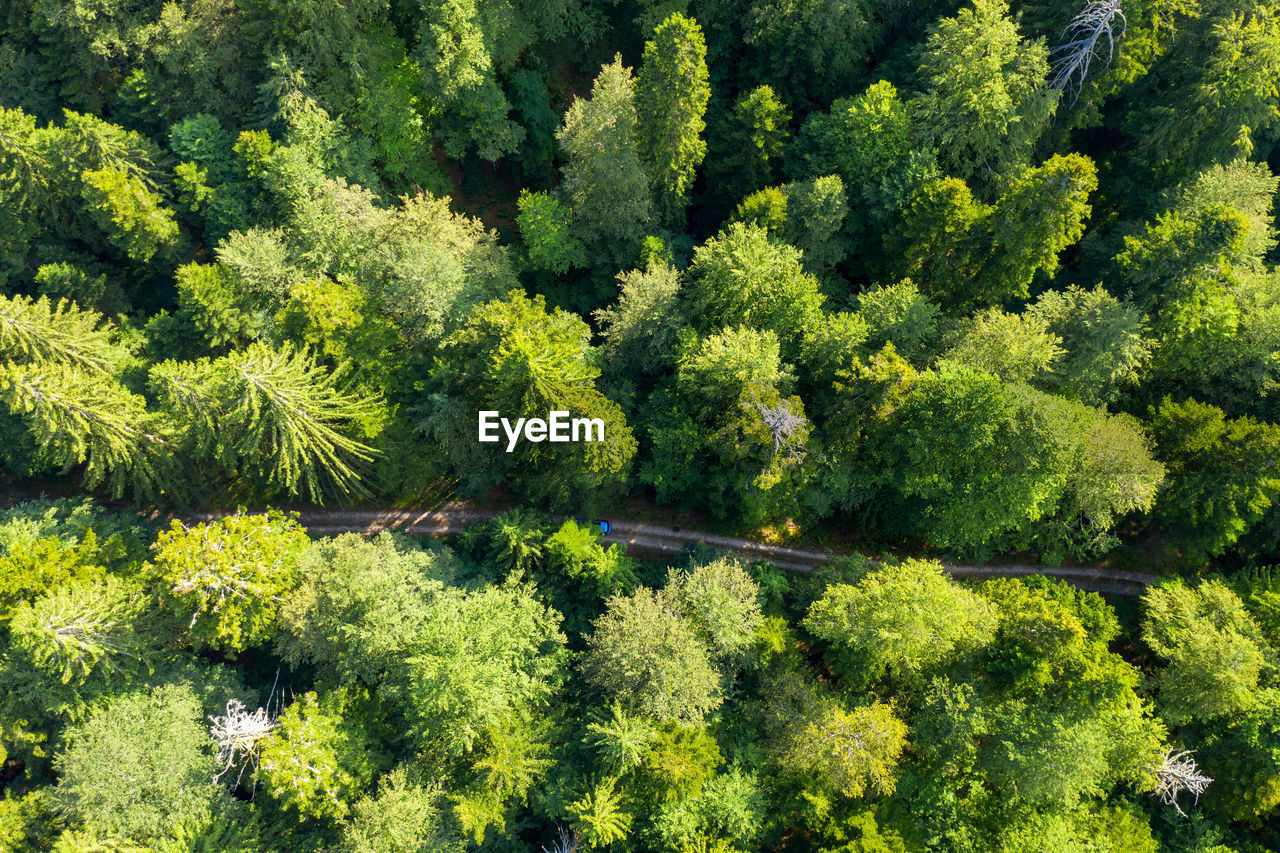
top-left (180, 503), bottom-right (1158, 595)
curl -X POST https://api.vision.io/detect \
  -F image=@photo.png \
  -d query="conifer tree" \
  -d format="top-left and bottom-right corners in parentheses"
top-left (635, 13), bottom-right (711, 223)
top-left (150, 344), bottom-right (382, 501)
top-left (557, 57), bottom-right (652, 264)
top-left (0, 294), bottom-right (121, 374)
top-left (0, 363), bottom-right (165, 499)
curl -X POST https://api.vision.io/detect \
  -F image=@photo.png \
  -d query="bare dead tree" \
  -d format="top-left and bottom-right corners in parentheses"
top-left (210, 698), bottom-right (279, 786)
top-left (542, 826), bottom-right (580, 853)
top-left (754, 395), bottom-right (808, 467)
top-left (1152, 749), bottom-right (1212, 817)
top-left (1049, 0), bottom-right (1126, 103)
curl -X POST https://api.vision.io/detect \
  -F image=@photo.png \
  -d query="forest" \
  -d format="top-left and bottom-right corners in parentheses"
top-left (3, 0), bottom-right (1280, 847)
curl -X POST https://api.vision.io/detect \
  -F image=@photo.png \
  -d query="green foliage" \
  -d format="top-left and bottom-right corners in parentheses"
top-left (259, 687), bottom-right (386, 822)
top-left (595, 262), bottom-right (686, 382)
top-left (517, 190), bottom-right (585, 274)
top-left (1028, 286), bottom-right (1151, 405)
top-left (686, 222), bottom-right (825, 356)
top-left (911, 0), bottom-right (1056, 182)
top-left (1142, 580), bottom-right (1270, 725)
top-left (0, 362), bottom-right (164, 499)
top-left (0, 294), bottom-right (122, 374)
top-left (582, 587), bottom-right (723, 723)
top-left (855, 280), bottom-right (941, 361)
top-left (1146, 397), bottom-right (1280, 558)
top-left (277, 532), bottom-right (459, 686)
top-left (869, 363), bottom-right (1075, 552)
top-left (150, 343), bottom-right (383, 501)
top-left (664, 557), bottom-right (763, 661)
top-left (708, 85), bottom-right (791, 202)
top-left (425, 290), bottom-right (636, 508)
top-left (568, 776), bottom-right (633, 848)
top-left (941, 308), bottom-right (1063, 383)
top-left (886, 155), bottom-right (1097, 309)
top-left (342, 769), bottom-right (464, 853)
top-left (636, 13), bottom-right (710, 222)
top-left (150, 511), bottom-right (309, 652)
top-left (792, 81), bottom-right (937, 244)
top-left (557, 57), bottom-right (652, 264)
top-left (805, 558), bottom-right (997, 687)
top-left (79, 166), bottom-right (179, 263)
top-left (384, 578), bottom-right (566, 762)
top-left (52, 684), bottom-right (223, 843)
top-left (8, 577), bottom-right (146, 688)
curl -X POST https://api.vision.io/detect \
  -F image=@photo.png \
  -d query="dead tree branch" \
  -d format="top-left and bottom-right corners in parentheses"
top-left (754, 395), bottom-right (808, 467)
top-left (1152, 749), bottom-right (1212, 817)
top-left (1049, 0), bottom-right (1126, 103)
top-left (210, 699), bottom-right (279, 786)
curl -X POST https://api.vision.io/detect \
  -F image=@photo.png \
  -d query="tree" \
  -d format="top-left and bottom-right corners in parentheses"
top-left (424, 290), bottom-right (636, 508)
top-left (0, 294), bottom-right (122, 375)
top-left (911, 0), bottom-right (1057, 182)
top-left (1145, 397), bottom-right (1280, 558)
top-left (868, 362), bottom-right (1075, 552)
top-left (635, 13), bottom-right (710, 222)
top-left (742, 0), bottom-right (879, 105)
top-left (1142, 580), bottom-right (1269, 725)
top-left (52, 683), bottom-right (224, 843)
top-left (664, 557), bottom-right (764, 661)
top-left (791, 82), bottom-right (938, 246)
top-left (258, 687), bottom-right (386, 822)
top-left (855, 280), bottom-right (941, 362)
top-left (941, 308), bottom-right (1063, 382)
top-left (0, 362), bottom-right (166, 499)
top-left (594, 262), bottom-right (686, 382)
top-left (383, 579), bottom-right (566, 764)
top-left (557, 56), bottom-right (652, 265)
top-left (342, 768), bottom-right (465, 853)
top-left (149, 510), bottom-right (310, 653)
top-left (758, 671), bottom-right (908, 798)
top-left (277, 532), bottom-right (459, 686)
top-left (686, 222), bottom-right (825, 356)
top-left (804, 558), bottom-right (997, 687)
top-left (642, 326), bottom-right (811, 522)
top-left (1041, 406), bottom-right (1165, 560)
top-left (408, 0), bottom-right (525, 160)
top-left (7, 577), bottom-right (146, 690)
top-left (568, 776), bottom-right (633, 848)
top-left (582, 588), bottom-right (723, 723)
top-left (150, 343), bottom-right (383, 501)
top-left (885, 155), bottom-right (1096, 309)
top-left (79, 165), bottom-right (180, 263)
top-left (1028, 285), bottom-right (1151, 405)
top-left (516, 189), bottom-right (585, 274)
top-left (1125, 10), bottom-right (1280, 183)
top-left (707, 85), bottom-right (791, 203)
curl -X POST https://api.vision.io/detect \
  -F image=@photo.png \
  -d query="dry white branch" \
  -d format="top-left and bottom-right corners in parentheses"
top-left (1152, 748), bottom-right (1212, 817)
top-left (1049, 0), bottom-right (1126, 102)
top-left (542, 826), bottom-right (581, 853)
top-left (210, 699), bottom-right (279, 785)
top-left (754, 395), bottom-right (808, 466)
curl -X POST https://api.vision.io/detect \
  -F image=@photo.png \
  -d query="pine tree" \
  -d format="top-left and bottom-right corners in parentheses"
top-left (557, 57), bottom-right (652, 264)
top-left (0, 294), bottom-right (121, 374)
top-left (635, 14), bottom-right (711, 223)
top-left (0, 362), bottom-right (165, 498)
top-left (8, 577), bottom-right (146, 687)
top-left (150, 344), bottom-right (382, 501)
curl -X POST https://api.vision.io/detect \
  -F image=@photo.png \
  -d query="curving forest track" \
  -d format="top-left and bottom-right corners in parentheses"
top-left (177, 502), bottom-right (1160, 595)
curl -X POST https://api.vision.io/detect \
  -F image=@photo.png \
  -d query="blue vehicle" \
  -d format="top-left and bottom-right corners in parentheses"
top-left (575, 518), bottom-right (612, 534)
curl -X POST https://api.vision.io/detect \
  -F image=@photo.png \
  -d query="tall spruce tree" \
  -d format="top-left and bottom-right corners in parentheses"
top-left (635, 13), bottom-right (711, 224)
